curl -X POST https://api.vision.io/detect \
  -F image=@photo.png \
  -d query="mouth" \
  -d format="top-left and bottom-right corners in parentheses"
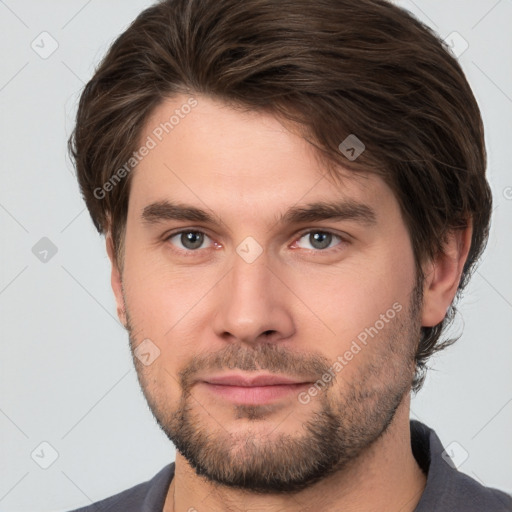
top-left (199, 373), bottom-right (312, 405)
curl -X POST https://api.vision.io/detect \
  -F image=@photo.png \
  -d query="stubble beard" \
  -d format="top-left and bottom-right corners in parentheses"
top-left (127, 285), bottom-right (422, 494)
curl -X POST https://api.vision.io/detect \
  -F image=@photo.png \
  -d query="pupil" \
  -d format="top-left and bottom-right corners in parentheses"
top-left (311, 232), bottom-right (331, 249)
top-left (182, 232), bottom-right (203, 249)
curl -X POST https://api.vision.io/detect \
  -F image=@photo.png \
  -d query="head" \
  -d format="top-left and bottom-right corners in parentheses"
top-left (69, 0), bottom-right (491, 493)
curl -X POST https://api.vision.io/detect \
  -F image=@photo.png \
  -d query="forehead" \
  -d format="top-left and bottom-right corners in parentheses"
top-left (128, 94), bottom-right (397, 223)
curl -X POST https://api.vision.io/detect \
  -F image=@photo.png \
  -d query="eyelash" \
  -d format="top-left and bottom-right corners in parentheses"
top-left (164, 228), bottom-right (348, 256)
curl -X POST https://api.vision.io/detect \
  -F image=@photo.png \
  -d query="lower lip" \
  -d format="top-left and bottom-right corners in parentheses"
top-left (201, 382), bottom-right (310, 404)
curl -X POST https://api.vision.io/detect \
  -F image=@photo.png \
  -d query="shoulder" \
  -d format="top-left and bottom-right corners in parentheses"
top-left (411, 421), bottom-right (512, 512)
top-left (425, 461), bottom-right (512, 511)
top-left (447, 470), bottom-right (512, 511)
top-left (65, 463), bottom-right (175, 512)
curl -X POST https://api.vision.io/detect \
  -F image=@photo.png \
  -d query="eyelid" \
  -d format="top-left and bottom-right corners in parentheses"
top-left (294, 227), bottom-right (349, 241)
top-left (164, 226), bottom-right (212, 240)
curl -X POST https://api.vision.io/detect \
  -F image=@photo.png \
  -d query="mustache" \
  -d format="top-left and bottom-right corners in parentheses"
top-left (125, 311), bottom-right (334, 392)
top-left (177, 342), bottom-right (333, 392)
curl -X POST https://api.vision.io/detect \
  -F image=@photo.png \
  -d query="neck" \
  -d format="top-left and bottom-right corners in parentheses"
top-left (164, 393), bottom-right (426, 512)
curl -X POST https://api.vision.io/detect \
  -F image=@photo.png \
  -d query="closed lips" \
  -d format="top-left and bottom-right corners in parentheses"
top-left (202, 374), bottom-right (311, 387)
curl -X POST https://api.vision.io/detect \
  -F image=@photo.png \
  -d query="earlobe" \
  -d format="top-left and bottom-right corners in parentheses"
top-left (421, 222), bottom-right (473, 327)
top-left (106, 233), bottom-right (127, 328)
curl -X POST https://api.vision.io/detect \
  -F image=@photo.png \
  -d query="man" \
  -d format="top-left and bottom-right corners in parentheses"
top-left (67, 0), bottom-right (512, 510)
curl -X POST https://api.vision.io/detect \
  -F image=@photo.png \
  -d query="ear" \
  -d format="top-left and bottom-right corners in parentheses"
top-left (106, 233), bottom-right (127, 328)
top-left (421, 221), bottom-right (473, 327)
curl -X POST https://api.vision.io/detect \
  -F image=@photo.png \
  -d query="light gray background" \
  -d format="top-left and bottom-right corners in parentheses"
top-left (0, 1), bottom-right (511, 510)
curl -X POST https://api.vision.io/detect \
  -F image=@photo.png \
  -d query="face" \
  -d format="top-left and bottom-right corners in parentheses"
top-left (114, 94), bottom-right (422, 493)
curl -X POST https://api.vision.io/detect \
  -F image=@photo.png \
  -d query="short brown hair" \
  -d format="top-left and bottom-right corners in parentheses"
top-left (69, 0), bottom-right (492, 392)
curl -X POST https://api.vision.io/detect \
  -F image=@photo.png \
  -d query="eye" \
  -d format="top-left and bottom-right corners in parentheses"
top-left (165, 229), bottom-right (346, 255)
top-left (166, 230), bottom-right (214, 252)
top-left (294, 230), bottom-right (345, 251)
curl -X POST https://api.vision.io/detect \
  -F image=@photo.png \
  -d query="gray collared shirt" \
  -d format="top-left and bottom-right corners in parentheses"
top-left (67, 420), bottom-right (512, 511)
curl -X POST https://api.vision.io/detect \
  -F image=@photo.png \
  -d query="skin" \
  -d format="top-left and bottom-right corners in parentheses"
top-left (106, 93), bottom-right (472, 511)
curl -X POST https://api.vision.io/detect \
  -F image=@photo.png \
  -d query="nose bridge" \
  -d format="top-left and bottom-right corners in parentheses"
top-left (232, 252), bottom-right (271, 307)
top-left (212, 248), bottom-right (294, 343)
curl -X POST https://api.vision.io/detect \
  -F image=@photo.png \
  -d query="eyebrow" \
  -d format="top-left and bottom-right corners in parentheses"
top-left (141, 199), bottom-right (377, 227)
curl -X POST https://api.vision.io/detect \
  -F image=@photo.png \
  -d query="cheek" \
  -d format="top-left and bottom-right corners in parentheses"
top-left (123, 266), bottom-right (210, 339)
top-left (122, 263), bottom-right (204, 402)
top-left (303, 268), bottom-right (404, 325)
top-left (122, 228), bottom-right (203, 334)
top-left (289, 249), bottom-right (415, 353)
top-left (121, 249), bottom-right (220, 382)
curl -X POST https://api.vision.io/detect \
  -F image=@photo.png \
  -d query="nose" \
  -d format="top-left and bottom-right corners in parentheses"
top-left (211, 250), bottom-right (295, 346)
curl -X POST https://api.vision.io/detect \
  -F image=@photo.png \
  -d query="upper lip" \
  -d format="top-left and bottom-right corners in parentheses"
top-left (202, 373), bottom-right (310, 387)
